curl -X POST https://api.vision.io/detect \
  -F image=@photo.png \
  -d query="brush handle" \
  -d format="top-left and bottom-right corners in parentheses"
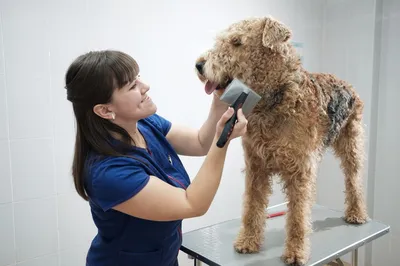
top-left (217, 92), bottom-right (248, 148)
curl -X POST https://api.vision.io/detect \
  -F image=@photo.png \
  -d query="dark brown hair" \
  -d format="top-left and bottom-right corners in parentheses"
top-left (65, 50), bottom-right (140, 201)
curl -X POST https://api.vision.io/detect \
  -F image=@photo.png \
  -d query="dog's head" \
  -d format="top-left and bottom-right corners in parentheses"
top-left (195, 16), bottom-right (300, 96)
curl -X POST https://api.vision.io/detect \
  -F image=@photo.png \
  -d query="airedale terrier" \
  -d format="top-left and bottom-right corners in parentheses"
top-left (195, 16), bottom-right (368, 265)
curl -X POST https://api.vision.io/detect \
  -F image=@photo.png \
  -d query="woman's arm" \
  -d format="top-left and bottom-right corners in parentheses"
top-left (166, 93), bottom-right (228, 156)
top-left (113, 108), bottom-right (247, 221)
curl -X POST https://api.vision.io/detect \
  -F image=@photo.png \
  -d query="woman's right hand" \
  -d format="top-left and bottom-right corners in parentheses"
top-left (215, 107), bottom-right (248, 143)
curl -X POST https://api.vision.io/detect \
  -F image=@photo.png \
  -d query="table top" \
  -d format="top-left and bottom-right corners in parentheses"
top-left (180, 203), bottom-right (390, 266)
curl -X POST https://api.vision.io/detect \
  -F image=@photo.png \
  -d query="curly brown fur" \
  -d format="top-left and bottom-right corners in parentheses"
top-left (195, 16), bottom-right (368, 265)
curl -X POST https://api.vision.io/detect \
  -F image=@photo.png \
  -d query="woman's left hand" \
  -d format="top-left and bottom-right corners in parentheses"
top-left (210, 92), bottom-right (229, 114)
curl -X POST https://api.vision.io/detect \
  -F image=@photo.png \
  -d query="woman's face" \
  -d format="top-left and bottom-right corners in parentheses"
top-left (109, 74), bottom-right (157, 123)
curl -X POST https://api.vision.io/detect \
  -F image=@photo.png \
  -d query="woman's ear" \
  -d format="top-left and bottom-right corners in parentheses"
top-left (93, 104), bottom-right (115, 120)
top-left (262, 16), bottom-right (292, 48)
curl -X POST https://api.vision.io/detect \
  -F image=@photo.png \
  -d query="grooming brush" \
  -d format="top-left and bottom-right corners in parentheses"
top-left (217, 91), bottom-right (248, 148)
top-left (216, 79), bottom-right (261, 148)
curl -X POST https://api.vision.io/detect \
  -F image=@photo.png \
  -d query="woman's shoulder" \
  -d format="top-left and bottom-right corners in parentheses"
top-left (141, 113), bottom-right (172, 136)
top-left (88, 153), bottom-right (145, 175)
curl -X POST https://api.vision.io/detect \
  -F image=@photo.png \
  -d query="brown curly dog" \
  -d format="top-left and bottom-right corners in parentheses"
top-left (194, 16), bottom-right (368, 265)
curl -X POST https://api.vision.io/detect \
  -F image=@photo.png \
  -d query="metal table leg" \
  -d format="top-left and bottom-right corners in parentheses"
top-left (352, 249), bottom-right (358, 266)
top-left (188, 255), bottom-right (203, 266)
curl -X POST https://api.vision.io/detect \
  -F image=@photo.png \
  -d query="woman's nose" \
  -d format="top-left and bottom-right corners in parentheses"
top-left (140, 81), bottom-right (150, 93)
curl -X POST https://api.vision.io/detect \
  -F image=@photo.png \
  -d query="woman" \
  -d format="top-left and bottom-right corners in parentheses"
top-left (64, 50), bottom-right (247, 266)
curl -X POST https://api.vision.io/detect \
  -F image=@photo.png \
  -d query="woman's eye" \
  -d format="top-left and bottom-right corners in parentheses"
top-left (129, 84), bottom-right (136, 90)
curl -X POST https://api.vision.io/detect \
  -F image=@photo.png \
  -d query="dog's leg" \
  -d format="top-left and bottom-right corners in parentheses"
top-left (333, 112), bottom-right (368, 224)
top-left (281, 154), bottom-right (318, 266)
top-left (234, 153), bottom-right (273, 253)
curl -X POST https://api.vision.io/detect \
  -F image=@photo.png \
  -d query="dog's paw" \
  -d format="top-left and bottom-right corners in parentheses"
top-left (344, 208), bottom-right (368, 224)
top-left (233, 234), bottom-right (261, 254)
top-left (344, 213), bottom-right (368, 224)
top-left (281, 250), bottom-right (309, 266)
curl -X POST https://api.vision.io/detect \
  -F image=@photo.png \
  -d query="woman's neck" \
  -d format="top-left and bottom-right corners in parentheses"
top-left (111, 120), bottom-right (146, 148)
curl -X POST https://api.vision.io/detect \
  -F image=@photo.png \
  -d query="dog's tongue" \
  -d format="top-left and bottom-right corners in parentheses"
top-left (205, 80), bottom-right (219, 95)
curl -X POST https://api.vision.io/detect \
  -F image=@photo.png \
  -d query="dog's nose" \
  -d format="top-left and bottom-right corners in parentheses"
top-left (196, 61), bottom-right (205, 75)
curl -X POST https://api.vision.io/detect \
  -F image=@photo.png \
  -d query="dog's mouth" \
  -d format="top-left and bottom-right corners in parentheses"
top-left (204, 78), bottom-right (233, 95)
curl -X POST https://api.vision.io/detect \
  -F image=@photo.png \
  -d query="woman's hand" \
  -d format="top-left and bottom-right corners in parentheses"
top-left (211, 92), bottom-right (229, 111)
top-left (215, 107), bottom-right (247, 143)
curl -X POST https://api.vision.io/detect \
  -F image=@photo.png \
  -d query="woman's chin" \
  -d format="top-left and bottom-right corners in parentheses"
top-left (144, 104), bottom-right (157, 117)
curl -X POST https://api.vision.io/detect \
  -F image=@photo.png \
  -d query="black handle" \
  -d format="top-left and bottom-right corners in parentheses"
top-left (216, 92), bottom-right (248, 148)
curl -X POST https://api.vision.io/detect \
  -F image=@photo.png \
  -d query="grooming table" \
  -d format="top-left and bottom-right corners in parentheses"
top-left (180, 203), bottom-right (390, 266)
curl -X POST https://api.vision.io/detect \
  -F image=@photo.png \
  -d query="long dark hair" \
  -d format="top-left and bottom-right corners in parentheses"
top-left (64, 50), bottom-right (140, 201)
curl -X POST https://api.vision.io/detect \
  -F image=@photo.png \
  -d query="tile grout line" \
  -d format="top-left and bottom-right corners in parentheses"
top-left (0, 5), bottom-right (18, 265)
top-left (9, 242), bottom-right (91, 265)
top-left (46, 12), bottom-right (62, 264)
top-left (0, 193), bottom-right (77, 206)
top-left (8, 251), bottom-right (58, 265)
top-left (8, 136), bottom-right (55, 142)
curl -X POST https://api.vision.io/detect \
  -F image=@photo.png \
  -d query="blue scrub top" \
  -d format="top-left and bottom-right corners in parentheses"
top-left (84, 113), bottom-right (191, 266)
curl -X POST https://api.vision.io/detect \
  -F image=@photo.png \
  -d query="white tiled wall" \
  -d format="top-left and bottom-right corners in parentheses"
top-left (1, 0), bottom-right (53, 140)
top-left (0, 139), bottom-right (12, 204)
top-left (10, 139), bottom-right (56, 202)
top-left (14, 198), bottom-right (58, 262)
top-left (0, 203), bottom-right (15, 266)
top-left (0, 74), bottom-right (7, 140)
top-left (370, 1), bottom-right (400, 265)
top-left (16, 255), bottom-right (58, 266)
top-left (0, 1), bottom-right (96, 264)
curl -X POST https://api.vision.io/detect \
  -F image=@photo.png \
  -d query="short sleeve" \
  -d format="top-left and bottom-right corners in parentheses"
top-left (146, 113), bottom-right (172, 136)
top-left (89, 157), bottom-right (150, 212)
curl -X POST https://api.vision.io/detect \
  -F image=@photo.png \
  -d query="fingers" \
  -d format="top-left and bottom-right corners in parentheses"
top-left (217, 107), bottom-right (234, 126)
top-left (235, 108), bottom-right (247, 129)
top-left (236, 108), bottom-right (246, 123)
top-left (215, 107), bottom-right (248, 143)
top-left (230, 108), bottom-right (248, 137)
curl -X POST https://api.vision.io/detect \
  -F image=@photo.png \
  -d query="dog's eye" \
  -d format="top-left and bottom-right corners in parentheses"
top-left (231, 37), bottom-right (242, 47)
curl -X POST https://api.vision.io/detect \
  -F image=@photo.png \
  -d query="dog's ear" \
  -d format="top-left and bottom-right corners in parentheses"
top-left (262, 16), bottom-right (291, 48)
